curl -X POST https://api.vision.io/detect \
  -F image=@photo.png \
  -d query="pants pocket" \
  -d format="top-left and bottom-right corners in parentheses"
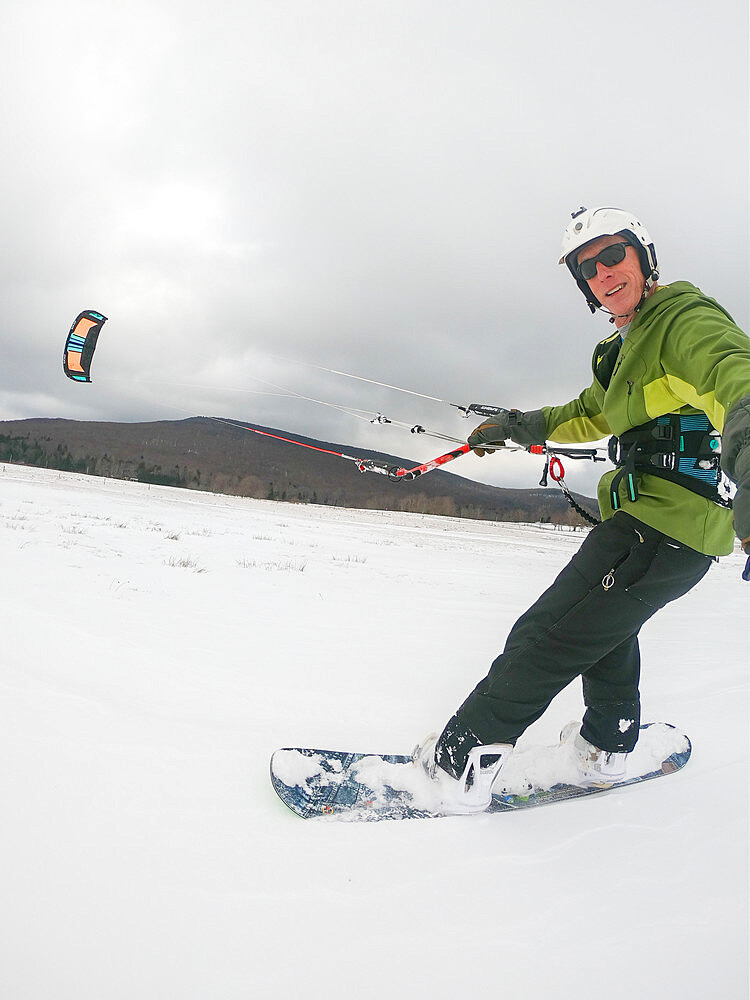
top-left (570, 516), bottom-right (646, 589)
top-left (624, 540), bottom-right (712, 610)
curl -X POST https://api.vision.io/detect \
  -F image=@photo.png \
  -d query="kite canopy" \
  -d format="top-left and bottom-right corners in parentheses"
top-left (63, 310), bottom-right (107, 382)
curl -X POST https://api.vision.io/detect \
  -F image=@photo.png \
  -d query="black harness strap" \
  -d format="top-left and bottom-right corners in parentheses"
top-left (609, 414), bottom-right (730, 511)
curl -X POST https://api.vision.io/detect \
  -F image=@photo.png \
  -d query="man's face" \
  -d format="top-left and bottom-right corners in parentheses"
top-left (576, 234), bottom-right (646, 322)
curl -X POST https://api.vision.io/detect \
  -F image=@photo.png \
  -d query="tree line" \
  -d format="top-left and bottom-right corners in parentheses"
top-left (0, 427), bottom-right (593, 527)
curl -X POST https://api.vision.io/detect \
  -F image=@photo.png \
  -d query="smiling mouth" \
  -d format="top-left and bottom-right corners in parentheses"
top-left (605, 283), bottom-right (626, 297)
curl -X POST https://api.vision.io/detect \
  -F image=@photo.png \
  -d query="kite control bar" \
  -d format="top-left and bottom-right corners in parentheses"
top-left (357, 443), bottom-right (473, 481)
top-left (530, 444), bottom-right (605, 462)
top-left (357, 440), bottom-right (605, 483)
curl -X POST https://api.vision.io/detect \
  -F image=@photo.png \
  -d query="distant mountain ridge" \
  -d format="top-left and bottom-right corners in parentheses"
top-left (0, 416), bottom-right (598, 525)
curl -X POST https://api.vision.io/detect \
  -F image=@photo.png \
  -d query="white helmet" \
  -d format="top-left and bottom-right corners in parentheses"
top-left (559, 206), bottom-right (659, 314)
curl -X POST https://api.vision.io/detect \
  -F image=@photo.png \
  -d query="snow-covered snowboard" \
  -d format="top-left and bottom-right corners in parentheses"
top-left (270, 723), bottom-right (690, 821)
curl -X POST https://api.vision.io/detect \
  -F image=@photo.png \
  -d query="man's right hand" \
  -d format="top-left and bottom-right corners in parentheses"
top-left (468, 411), bottom-right (511, 457)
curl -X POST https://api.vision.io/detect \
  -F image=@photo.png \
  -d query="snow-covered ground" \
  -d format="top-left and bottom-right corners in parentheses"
top-left (1, 464), bottom-right (747, 1000)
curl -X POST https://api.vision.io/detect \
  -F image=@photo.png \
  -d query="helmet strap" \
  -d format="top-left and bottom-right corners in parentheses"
top-left (601, 280), bottom-right (654, 323)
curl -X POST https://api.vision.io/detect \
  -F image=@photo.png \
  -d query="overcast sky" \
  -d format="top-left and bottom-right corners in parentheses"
top-left (1, 0), bottom-right (748, 493)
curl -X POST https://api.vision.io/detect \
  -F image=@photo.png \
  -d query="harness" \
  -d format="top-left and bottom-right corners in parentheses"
top-left (608, 412), bottom-right (729, 510)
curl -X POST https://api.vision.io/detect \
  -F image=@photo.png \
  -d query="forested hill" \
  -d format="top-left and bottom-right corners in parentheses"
top-left (0, 416), bottom-right (598, 525)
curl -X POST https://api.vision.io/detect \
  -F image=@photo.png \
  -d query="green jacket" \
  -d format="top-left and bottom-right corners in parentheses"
top-left (540, 282), bottom-right (750, 556)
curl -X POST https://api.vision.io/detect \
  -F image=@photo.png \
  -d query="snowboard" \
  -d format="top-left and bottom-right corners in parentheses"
top-left (270, 723), bottom-right (691, 821)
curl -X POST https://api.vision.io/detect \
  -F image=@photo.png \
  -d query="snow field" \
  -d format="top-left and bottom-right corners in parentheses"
top-left (0, 464), bottom-right (747, 999)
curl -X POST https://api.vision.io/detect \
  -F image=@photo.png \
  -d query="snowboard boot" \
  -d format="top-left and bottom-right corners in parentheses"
top-left (412, 730), bottom-right (512, 814)
top-left (560, 721), bottom-right (629, 787)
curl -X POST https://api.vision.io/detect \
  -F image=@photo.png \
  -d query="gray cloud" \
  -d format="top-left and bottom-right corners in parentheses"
top-left (1, 0), bottom-right (747, 495)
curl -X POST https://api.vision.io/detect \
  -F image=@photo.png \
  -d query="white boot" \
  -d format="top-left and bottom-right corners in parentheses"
top-left (413, 733), bottom-right (512, 813)
top-left (560, 722), bottom-right (629, 787)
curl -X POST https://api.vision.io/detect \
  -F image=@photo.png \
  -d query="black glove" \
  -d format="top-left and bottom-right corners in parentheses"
top-left (468, 411), bottom-right (511, 457)
top-left (468, 408), bottom-right (548, 457)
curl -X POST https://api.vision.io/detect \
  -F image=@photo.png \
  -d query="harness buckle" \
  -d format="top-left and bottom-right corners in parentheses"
top-left (651, 423), bottom-right (675, 441)
top-left (651, 451), bottom-right (676, 471)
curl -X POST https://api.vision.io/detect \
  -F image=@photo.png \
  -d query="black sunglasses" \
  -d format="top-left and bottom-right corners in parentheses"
top-left (577, 242), bottom-right (629, 281)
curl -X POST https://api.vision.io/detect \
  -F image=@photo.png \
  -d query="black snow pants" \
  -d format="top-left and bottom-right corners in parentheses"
top-left (455, 511), bottom-right (713, 754)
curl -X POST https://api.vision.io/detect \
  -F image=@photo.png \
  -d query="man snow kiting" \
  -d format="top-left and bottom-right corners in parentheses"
top-left (416, 206), bottom-right (750, 812)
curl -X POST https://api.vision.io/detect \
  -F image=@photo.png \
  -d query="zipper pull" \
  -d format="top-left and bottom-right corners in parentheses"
top-left (602, 569), bottom-right (615, 590)
top-left (626, 380), bottom-right (633, 396)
